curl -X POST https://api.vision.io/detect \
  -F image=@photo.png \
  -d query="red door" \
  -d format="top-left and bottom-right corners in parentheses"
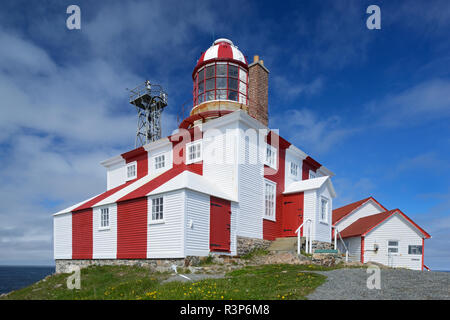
top-left (210, 196), bottom-right (231, 252)
top-left (282, 193), bottom-right (304, 237)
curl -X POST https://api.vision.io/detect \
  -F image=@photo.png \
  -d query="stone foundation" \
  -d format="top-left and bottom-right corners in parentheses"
top-left (311, 240), bottom-right (334, 251)
top-left (236, 236), bottom-right (271, 256)
top-left (55, 258), bottom-right (187, 274)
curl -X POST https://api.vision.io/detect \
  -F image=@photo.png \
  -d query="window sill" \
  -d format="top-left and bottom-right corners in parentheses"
top-left (149, 220), bottom-right (165, 225)
top-left (98, 227), bottom-right (110, 231)
top-left (319, 221), bottom-right (328, 225)
top-left (263, 217), bottom-right (276, 222)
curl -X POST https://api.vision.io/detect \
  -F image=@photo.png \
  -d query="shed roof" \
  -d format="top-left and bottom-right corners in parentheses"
top-left (332, 196), bottom-right (387, 225)
top-left (283, 176), bottom-right (336, 198)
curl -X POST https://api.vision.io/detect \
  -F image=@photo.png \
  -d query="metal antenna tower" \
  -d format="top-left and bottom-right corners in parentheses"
top-left (129, 81), bottom-right (168, 147)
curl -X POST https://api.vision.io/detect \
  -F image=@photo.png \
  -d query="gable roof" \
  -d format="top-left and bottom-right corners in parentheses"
top-left (332, 196), bottom-right (387, 225)
top-left (339, 209), bottom-right (431, 239)
top-left (283, 176), bottom-right (336, 198)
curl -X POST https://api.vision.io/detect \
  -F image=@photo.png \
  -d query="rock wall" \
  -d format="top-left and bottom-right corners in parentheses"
top-left (236, 236), bottom-right (271, 256)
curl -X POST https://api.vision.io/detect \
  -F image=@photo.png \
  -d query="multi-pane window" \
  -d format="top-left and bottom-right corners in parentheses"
top-left (193, 62), bottom-right (248, 106)
top-left (264, 181), bottom-right (276, 220)
top-left (309, 171), bottom-right (316, 179)
top-left (265, 145), bottom-right (276, 168)
top-left (100, 208), bottom-right (109, 228)
top-left (154, 155), bottom-right (165, 170)
top-left (408, 245), bottom-right (422, 255)
top-left (186, 141), bottom-right (202, 164)
top-left (152, 197), bottom-right (164, 221)
top-left (320, 198), bottom-right (328, 222)
top-left (290, 162), bottom-right (298, 177)
top-left (388, 241), bottom-right (399, 253)
top-left (127, 163), bottom-right (136, 179)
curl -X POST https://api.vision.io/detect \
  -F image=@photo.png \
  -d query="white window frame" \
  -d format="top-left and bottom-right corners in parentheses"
top-left (290, 162), bottom-right (299, 177)
top-left (408, 245), bottom-right (423, 255)
top-left (100, 207), bottom-right (110, 230)
top-left (186, 141), bottom-right (202, 164)
top-left (309, 170), bottom-right (316, 179)
top-left (153, 153), bottom-right (166, 170)
top-left (264, 144), bottom-right (277, 169)
top-left (126, 161), bottom-right (137, 180)
top-left (149, 196), bottom-right (164, 224)
top-left (388, 240), bottom-right (399, 255)
top-left (264, 179), bottom-right (277, 221)
top-left (320, 197), bottom-right (329, 223)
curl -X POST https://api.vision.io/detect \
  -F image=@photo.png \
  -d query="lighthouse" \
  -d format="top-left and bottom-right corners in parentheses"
top-left (180, 38), bottom-right (269, 129)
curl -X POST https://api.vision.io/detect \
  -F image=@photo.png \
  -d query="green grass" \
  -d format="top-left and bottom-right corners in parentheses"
top-left (241, 248), bottom-right (270, 260)
top-left (1, 264), bottom-right (327, 300)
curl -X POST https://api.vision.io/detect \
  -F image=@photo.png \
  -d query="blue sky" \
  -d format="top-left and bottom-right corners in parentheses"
top-left (0, 0), bottom-right (449, 269)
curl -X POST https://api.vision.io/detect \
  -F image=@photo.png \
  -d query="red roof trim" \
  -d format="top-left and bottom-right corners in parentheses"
top-left (332, 196), bottom-right (388, 226)
top-left (121, 147), bottom-right (146, 162)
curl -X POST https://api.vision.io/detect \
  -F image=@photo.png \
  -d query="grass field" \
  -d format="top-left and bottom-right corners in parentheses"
top-left (1, 264), bottom-right (329, 300)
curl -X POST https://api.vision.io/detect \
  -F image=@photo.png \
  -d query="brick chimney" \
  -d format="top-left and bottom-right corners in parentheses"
top-left (248, 55), bottom-right (269, 126)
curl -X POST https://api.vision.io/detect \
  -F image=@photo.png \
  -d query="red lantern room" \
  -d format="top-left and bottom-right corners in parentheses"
top-left (180, 38), bottom-right (269, 129)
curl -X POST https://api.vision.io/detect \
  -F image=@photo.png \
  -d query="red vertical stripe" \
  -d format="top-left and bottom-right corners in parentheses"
top-left (217, 43), bottom-right (233, 59)
top-left (72, 209), bottom-right (93, 259)
top-left (361, 237), bottom-right (365, 264)
top-left (117, 197), bottom-right (148, 259)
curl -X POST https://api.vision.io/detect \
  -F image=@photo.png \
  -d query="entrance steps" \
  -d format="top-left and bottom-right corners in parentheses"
top-left (267, 236), bottom-right (306, 253)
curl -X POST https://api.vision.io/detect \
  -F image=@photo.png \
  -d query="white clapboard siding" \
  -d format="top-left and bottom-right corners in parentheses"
top-left (236, 123), bottom-right (264, 239)
top-left (341, 236), bottom-right (361, 261)
top-left (185, 190), bottom-right (210, 257)
top-left (336, 201), bottom-right (384, 231)
top-left (93, 204), bottom-right (117, 259)
top-left (230, 201), bottom-right (238, 255)
top-left (303, 189), bottom-right (317, 240)
top-left (147, 143), bottom-right (173, 175)
top-left (364, 214), bottom-right (423, 270)
top-left (314, 183), bottom-right (332, 243)
top-left (147, 190), bottom-right (185, 258)
top-left (106, 161), bottom-right (126, 190)
top-left (54, 212), bottom-right (72, 259)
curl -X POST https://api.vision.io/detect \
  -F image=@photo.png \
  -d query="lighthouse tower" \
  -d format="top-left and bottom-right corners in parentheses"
top-left (179, 38), bottom-right (269, 129)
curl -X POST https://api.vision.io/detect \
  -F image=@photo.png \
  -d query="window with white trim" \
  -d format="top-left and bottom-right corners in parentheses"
top-left (151, 197), bottom-right (164, 221)
top-left (100, 208), bottom-right (109, 228)
top-left (154, 154), bottom-right (165, 170)
top-left (264, 180), bottom-right (276, 220)
top-left (265, 144), bottom-right (277, 169)
top-left (126, 162), bottom-right (137, 180)
top-left (309, 171), bottom-right (316, 179)
top-left (388, 240), bottom-right (399, 253)
top-left (408, 245), bottom-right (422, 255)
top-left (320, 197), bottom-right (328, 223)
top-left (290, 162), bottom-right (298, 177)
top-left (186, 141), bottom-right (202, 164)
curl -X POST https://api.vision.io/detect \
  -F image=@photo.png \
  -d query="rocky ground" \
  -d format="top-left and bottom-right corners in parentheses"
top-left (307, 268), bottom-right (450, 300)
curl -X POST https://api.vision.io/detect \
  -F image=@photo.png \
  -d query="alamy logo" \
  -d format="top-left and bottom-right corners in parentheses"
top-left (66, 265), bottom-right (81, 289)
top-left (366, 5), bottom-right (381, 30)
top-left (366, 264), bottom-right (381, 289)
top-left (66, 5), bottom-right (81, 30)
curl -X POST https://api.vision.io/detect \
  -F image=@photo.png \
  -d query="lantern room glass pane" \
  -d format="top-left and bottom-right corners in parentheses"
top-left (216, 77), bottom-right (226, 89)
top-left (205, 65), bottom-right (215, 78)
top-left (198, 69), bottom-right (204, 81)
top-left (228, 90), bottom-right (238, 101)
top-left (228, 78), bottom-right (238, 90)
top-left (239, 93), bottom-right (246, 104)
top-left (217, 64), bottom-right (227, 76)
top-left (198, 94), bottom-right (204, 103)
top-left (239, 68), bottom-right (247, 82)
top-left (198, 81), bottom-right (204, 94)
top-left (216, 89), bottom-right (227, 99)
top-left (228, 65), bottom-right (238, 78)
top-left (206, 91), bottom-right (215, 101)
top-left (239, 81), bottom-right (246, 94)
top-left (205, 78), bottom-right (215, 91)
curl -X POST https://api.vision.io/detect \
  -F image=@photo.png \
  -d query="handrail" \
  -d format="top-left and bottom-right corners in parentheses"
top-left (334, 227), bottom-right (349, 262)
top-left (423, 265), bottom-right (431, 271)
top-left (295, 219), bottom-right (312, 255)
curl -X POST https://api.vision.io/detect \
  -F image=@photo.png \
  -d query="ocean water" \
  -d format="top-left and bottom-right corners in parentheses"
top-left (0, 266), bottom-right (55, 294)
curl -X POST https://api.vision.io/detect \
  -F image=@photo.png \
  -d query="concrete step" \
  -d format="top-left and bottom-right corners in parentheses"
top-left (268, 237), bottom-right (305, 252)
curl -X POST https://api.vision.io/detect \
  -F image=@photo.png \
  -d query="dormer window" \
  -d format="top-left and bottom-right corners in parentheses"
top-left (126, 162), bottom-right (137, 180)
top-left (186, 141), bottom-right (202, 164)
top-left (154, 154), bottom-right (165, 170)
top-left (265, 144), bottom-right (277, 169)
top-left (290, 162), bottom-right (298, 177)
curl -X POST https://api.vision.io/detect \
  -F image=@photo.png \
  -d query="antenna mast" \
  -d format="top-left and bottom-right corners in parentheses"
top-left (129, 81), bottom-right (168, 147)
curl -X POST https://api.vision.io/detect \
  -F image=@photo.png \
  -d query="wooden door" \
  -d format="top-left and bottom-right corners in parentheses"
top-left (210, 196), bottom-right (231, 252)
top-left (282, 193), bottom-right (303, 237)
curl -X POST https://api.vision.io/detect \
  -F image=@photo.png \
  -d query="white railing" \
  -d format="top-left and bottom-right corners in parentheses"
top-left (334, 228), bottom-right (349, 262)
top-left (295, 219), bottom-right (312, 255)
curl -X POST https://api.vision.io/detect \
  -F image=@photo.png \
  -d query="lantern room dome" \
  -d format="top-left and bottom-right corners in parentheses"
top-left (193, 38), bottom-right (248, 77)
